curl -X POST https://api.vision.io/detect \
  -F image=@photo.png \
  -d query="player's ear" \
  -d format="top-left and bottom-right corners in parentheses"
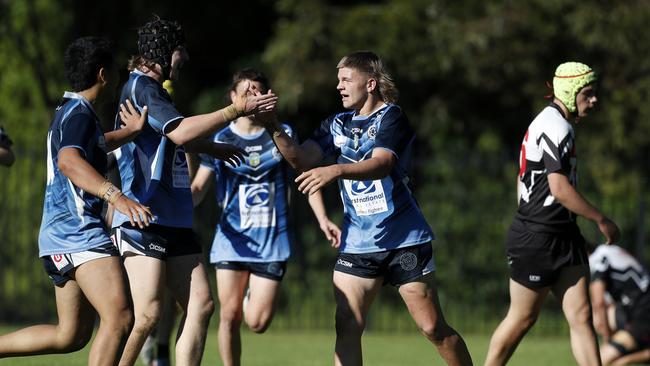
top-left (97, 67), bottom-right (107, 86)
top-left (367, 78), bottom-right (377, 93)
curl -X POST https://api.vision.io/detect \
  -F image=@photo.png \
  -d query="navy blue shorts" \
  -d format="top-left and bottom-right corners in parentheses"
top-left (42, 242), bottom-right (118, 287)
top-left (334, 242), bottom-right (435, 287)
top-left (215, 261), bottom-right (287, 281)
top-left (112, 224), bottom-right (202, 260)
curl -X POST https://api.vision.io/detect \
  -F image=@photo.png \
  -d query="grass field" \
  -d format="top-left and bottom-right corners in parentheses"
top-left (0, 324), bottom-right (575, 365)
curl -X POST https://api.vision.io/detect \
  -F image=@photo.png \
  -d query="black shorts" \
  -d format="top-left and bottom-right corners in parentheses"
top-left (42, 242), bottom-right (118, 287)
top-left (215, 261), bottom-right (287, 281)
top-left (111, 224), bottom-right (202, 260)
top-left (334, 242), bottom-right (435, 287)
top-left (623, 295), bottom-right (650, 349)
top-left (506, 219), bottom-right (587, 288)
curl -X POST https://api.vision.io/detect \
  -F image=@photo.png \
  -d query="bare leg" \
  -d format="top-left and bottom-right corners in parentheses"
top-left (0, 256), bottom-right (132, 366)
top-left (167, 254), bottom-right (214, 366)
top-left (155, 293), bottom-right (178, 365)
top-left (216, 269), bottom-right (249, 366)
top-left (75, 257), bottom-right (134, 366)
top-left (484, 279), bottom-right (549, 366)
top-left (119, 255), bottom-right (165, 366)
top-left (399, 274), bottom-right (472, 366)
top-left (244, 274), bottom-right (281, 333)
top-left (0, 281), bottom-right (95, 357)
top-left (333, 271), bottom-right (383, 366)
top-left (552, 265), bottom-right (601, 366)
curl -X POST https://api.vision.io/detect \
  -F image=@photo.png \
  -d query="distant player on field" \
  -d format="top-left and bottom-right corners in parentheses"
top-left (260, 51), bottom-right (472, 366)
top-left (191, 68), bottom-right (341, 366)
top-left (589, 244), bottom-right (650, 365)
top-left (485, 62), bottom-right (620, 366)
top-left (0, 36), bottom-right (153, 365)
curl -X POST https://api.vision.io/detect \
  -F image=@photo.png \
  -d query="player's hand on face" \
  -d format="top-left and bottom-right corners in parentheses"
top-left (295, 166), bottom-right (339, 195)
top-left (113, 196), bottom-right (154, 229)
top-left (212, 143), bottom-right (247, 168)
top-left (119, 99), bottom-right (148, 133)
top-left (319, 219), bottom-right (341, 248)
top-left (233, 81), bottom-right (278, 117)
top-left (598, 217), bottom-right (620, 244)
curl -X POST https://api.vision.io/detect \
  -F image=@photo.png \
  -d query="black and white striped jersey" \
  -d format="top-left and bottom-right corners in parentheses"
top-left (589, 244), bottom-right (650, 312)
top-left (515, 104), bottom-right (577, 232)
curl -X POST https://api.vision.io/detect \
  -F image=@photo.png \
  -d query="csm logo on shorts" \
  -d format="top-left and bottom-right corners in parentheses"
top-left (529, 275), bottom-right (541, 282)
top-left (149, 243), bottom-right (166, 253)
top-left (337, 259), bottom-right (353, 268)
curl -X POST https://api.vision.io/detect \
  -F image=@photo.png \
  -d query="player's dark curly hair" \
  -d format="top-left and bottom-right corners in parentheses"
top-left (337, 51), bottom-right (399, 104)
top-left (64, 36), bottom-right (114, 92)
top-left (229, 68), bottom-right (271, 94)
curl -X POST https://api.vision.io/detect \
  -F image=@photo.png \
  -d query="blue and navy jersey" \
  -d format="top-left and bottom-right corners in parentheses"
top-left (201, 122), bottom-right (295, 263)
top-left (38, 92), bottom-right (112, 257)
top-left (310, 104), bottom-right (434, 254)
top-left (112, 71), bottom-right (193, 228)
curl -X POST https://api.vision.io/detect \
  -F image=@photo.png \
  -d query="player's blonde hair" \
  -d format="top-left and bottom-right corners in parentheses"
top-left (337, 51), bottom-right (398, 104)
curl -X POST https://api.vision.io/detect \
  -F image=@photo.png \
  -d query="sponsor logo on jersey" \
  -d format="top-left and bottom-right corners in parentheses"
top-left (337, 259), bottom-right (353, 268)
top-left (172, 147), bottom-right (190, 188)
top-left (367, 125), bottom-right (377, 139)
top-left (399, 252), bottom-right (418, 271)
top-left (334, 135), bottom-right (347, 147)
top-left (248, 152), bottom-right (261, 167)
top-left (271, 147), bottom-right (282, 161)
top-left (239, 183), bottom-right (276, 228)
top-left (245, 145), bottom-right (263, 153)
top-left (343, 179), bottom-right (389, 216)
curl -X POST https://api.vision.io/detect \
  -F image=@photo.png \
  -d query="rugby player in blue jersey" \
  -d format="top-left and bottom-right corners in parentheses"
top-left (191, 68), bottom-right (341, 366)
top-left (110, 18), bottom-right (277, 366)
top-left (0, 37), bottom-right (153, 365)
top-left (261, 51), bottom-right (472, 366)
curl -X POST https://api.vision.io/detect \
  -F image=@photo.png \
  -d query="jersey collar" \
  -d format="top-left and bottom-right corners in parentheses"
top-left (62, 91), bottom-right (99, 120)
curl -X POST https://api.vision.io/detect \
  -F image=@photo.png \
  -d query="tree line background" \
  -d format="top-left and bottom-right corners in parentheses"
top-left (1, 0), bottom-right (649, 334)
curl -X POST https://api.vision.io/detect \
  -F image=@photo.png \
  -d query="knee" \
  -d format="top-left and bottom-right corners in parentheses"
top-left (54, 323), bottom-right (93, 352)
top-left (220, 306), bottom-right (243, 329)
top-left (419, 320), bottom-right (455, 345)
top-left (565, 304), bottom-right (592, 328)
top-left (134, 305), bottom-right (162, 334)
top-left (245, 314), bottom-right (272, 334)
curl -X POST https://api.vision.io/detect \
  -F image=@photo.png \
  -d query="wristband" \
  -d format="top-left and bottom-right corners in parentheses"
top-left (272, 130), bottom-right (282, 138)
top-left (221, 104), bottom-right (240, 121)
top-left (98, 180), bottom-right (123, 204)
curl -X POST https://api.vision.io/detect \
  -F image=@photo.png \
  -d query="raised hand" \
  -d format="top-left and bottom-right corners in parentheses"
top-left (112, 195), bottom-right (154, 229)
top-left (233, 82), bottom-right (278, 117)
top-left (119, 99), bottom-right (148, 133)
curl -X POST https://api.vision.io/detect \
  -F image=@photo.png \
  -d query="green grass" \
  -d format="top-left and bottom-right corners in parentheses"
top-left (0, 325), bottom-right (574, 365)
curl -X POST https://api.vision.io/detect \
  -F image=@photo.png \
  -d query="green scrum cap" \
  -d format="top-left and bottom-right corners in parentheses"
top-left (553, 62), bottom-right (597, 113)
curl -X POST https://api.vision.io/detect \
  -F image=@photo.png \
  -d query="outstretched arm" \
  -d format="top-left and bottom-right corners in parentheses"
top-left (166, 84), bottom-right (277, 146)
top-left (548, 172), bottom-right (620, 243)
top-left (307, 190), bottom-right (341, 248)
top-left (296, 148), bottom-right (395, 195)
top-left (261, 116), bottom-right (324, 172)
